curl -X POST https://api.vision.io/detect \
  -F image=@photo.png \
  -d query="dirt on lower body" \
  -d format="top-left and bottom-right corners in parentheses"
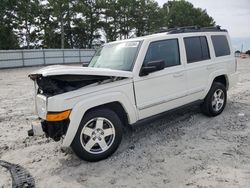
top-left (1, 59), bottom-right (250, 188)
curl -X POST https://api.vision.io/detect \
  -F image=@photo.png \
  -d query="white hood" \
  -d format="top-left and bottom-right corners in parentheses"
top-left (29, 65), bottom-right (133, 78)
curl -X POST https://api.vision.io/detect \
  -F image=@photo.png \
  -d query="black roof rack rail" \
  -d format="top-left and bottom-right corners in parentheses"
top-left (156, 25), bottom-right (227, 34)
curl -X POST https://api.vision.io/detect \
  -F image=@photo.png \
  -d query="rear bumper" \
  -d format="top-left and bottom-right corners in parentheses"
top-left (228, 72), bottom-right (239, 89)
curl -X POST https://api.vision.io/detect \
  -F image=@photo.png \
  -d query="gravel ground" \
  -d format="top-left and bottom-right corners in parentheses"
top-left (0, 58), bottom-right (250, 188)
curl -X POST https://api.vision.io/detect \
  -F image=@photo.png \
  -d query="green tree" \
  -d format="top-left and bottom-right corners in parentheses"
top-left (99, 0), bottom-right (120, 42)
top-left (116, 0), bottom-right (135, 39)
top-left (15, 0), bottom-right (41, 48)
top-left (162, 0), bottom-right (215, 28)
top-left (39, 2), bottom-right (61, 48)
top-left (73, 0), bottom-right (102, 48)
top-left (0, 0), bottom-right (19, 49)
top-left (101, 0), bottom-right (163, 41)
top-left (133, 0), bottom-right (163, 36)
top-left (0, 0), bottom-right (217, 49)
top-left (47, 0), bottom-right (74, 48)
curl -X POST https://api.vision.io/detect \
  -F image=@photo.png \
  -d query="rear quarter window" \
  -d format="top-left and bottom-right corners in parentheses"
top-left (211, 35), bottom-right (231, 57)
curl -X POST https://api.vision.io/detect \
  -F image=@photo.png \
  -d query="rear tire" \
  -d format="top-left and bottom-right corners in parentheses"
top-left (71, 108), bottom-right (123, 162)
top-left (201, 82), bottom-right (227, 117)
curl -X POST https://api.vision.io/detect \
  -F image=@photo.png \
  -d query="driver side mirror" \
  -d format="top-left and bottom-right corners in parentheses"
top-left (139, 60), bottom-right (165, 76)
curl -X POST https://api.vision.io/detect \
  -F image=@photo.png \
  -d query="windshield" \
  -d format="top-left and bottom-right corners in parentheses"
top-left (88, 41), bottom-right (141, 71)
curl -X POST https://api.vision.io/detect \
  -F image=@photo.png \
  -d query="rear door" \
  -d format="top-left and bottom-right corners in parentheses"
top-left (183, 35), bottom-right (211, 100)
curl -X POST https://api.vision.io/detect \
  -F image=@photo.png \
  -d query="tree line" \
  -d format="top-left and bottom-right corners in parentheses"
top-left (0, 0), bottom-right (215, 50)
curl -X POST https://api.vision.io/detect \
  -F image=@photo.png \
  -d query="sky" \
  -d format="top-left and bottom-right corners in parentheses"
top-left (156, 0), bottom-right (250, 51)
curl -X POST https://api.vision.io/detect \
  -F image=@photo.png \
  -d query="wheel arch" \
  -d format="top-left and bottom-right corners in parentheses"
top-left (84, 102), bottom-right (129, 127)
top-left (62, 92), bottom-right (137, 147)
top-left (213, 75), bottom-right (229, 90)
top-left (204, 70), bottom-right (229, 98)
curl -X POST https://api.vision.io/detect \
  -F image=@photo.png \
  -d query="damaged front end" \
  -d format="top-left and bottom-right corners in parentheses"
top-left (28, 118), bottom-right (70, 142)
top-left (41, 119), bottom-right (70, 141)
top-left (28, 74), bottom-right (116, 141)
top-left (28, 65), bottom-right (133, 141)
top-left (29, 65), bottom-right (132, 96)
top-left (29, 74), bottom-right (111, 96)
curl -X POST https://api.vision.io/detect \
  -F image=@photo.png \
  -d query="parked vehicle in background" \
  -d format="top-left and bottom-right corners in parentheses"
top-left (29, 26), bottom-right (238, 162)
top-left (240, 53), bottom-right (249, 59)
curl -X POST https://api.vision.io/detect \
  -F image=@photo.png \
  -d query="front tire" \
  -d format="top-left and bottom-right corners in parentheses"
top-left (201, 82), bottom-right (227, 117)
top-left (71, 108), bottom-right (123, 162)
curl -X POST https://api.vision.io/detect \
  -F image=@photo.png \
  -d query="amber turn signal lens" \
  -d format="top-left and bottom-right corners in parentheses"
top-left (46, 110), bottom-right (71, 122)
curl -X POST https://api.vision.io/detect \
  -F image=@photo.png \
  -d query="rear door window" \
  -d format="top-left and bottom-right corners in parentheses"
top-left (211, 35), bottom-right (231, 57)
top-left (184, 36), bottom-right (210, 63)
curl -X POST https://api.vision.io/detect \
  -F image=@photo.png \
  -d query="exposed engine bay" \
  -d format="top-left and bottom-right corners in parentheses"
top-left (29, 74), bottom-right (121, 96)
top-left (28, 65), bottom-right (133, 96)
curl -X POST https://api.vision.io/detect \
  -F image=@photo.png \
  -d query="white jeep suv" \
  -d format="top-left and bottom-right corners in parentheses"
top-left (29, 26), bottom-right (238, 161)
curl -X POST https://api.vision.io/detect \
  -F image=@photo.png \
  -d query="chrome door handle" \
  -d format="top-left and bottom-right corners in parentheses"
top-left (173, 72), bottom-right (184, 78)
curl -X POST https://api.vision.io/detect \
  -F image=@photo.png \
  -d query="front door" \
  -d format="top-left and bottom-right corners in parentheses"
top-left (133, 38), bottom-right (188, 119)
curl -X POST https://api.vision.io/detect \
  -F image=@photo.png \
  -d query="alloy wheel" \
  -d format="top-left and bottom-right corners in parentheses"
top-left (80, 117), bottom-right (115, 154)
top-left (212, 89), bottom-right (225, 112)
